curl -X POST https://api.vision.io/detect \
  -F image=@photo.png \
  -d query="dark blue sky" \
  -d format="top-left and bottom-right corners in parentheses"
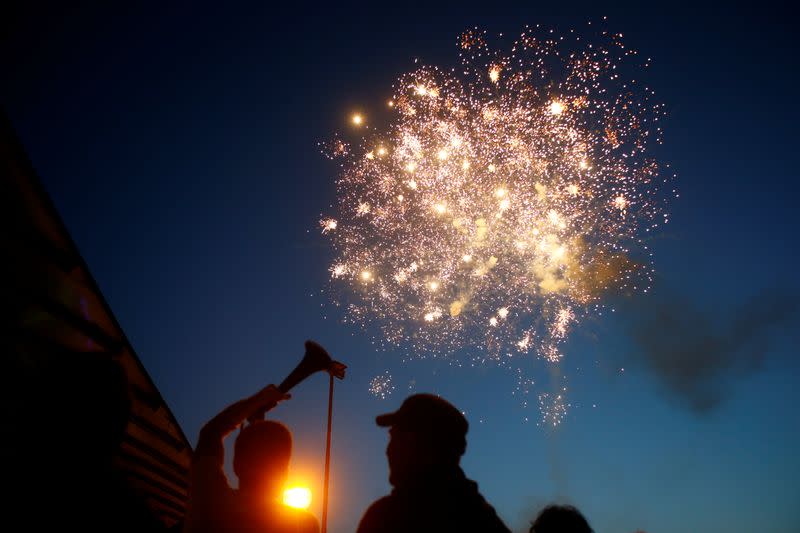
top-left (3, 3), bottom-right (798, 532)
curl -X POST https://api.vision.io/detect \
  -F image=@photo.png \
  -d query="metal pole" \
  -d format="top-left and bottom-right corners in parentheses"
top-left (321, 372), bottom-right (335, 533)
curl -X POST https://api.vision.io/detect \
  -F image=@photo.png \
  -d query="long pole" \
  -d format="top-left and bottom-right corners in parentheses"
top-left (321, 372), bottom-right (335, 533)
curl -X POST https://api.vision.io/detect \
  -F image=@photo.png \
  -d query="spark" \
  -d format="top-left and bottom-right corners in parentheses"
top-left (352, 113), bottom-right (364, 126)
top-left (369, 371), bottom-right (395, 399)
top-left (517, 334), bottom-right (531, 351)
top-left (356, 202), bottom-right (371, 216)
top-left (319, 218), bottom-right (337, 233)
top-left (424, 309), bottom-right (443, 321)
top-left (538, 392), bottom-right (568, 426)
top-left (548, 100), bottom-right (565, 115)
top-left (552, 307), bottom-right (574, 338)
top-left (331, 264), bottom-right (347, 278)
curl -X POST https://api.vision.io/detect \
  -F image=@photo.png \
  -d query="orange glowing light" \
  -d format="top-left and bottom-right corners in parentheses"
top-left (283, 487), bottom-right (312, 510)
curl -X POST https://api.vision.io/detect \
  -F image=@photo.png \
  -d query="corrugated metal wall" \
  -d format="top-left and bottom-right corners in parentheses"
top-left (1, 113), bottom-right (191, 530)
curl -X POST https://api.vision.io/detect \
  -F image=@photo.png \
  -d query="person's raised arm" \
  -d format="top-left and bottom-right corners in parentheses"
top-left (195, 384), bottom-right (290, 457)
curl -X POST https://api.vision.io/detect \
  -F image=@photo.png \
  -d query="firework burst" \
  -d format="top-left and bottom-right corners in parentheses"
top-left (369, 371), bottom-right (395, 400)
top-left (321, 24), bottom-right (671, 420)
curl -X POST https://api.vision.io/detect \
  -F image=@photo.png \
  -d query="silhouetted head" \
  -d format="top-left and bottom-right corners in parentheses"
top-left (530, 504), bottom-right (593, 533)
top-left (47, 354), bottom-right (131, 469)
top-left (233, 420), bottom-right (292, 499)
top-left (376, 393), bottom-right (468, 486)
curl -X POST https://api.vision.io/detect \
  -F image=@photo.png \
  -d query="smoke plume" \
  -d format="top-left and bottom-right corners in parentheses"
top-left (621, 286), bottom-right (798, 412)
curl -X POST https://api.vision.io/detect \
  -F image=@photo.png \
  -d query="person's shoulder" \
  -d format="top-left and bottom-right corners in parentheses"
top-left (363, 495), bottom-right (395, 516)
top-left (272, 505), bottom-right (320, 533)
top-left (295, 508), bottom-right (320, 532)
top-left (474, 496), bottom-right (511, 532)
top-left (357, 495), bottom-right (396, 533)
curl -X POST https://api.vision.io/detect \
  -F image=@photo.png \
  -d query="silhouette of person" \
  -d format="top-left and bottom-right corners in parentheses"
top-left (529, 504), bottom-right (593, 533)
top-left (357, 393), bottom-right (510, 533)
top-left (5, 345), bottom-right (163, 531)
top-left (182, 384), bottom-right (319, 533)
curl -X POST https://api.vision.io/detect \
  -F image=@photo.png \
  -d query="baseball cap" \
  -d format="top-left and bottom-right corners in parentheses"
top-left (376, 393), bottom-right (468, 443)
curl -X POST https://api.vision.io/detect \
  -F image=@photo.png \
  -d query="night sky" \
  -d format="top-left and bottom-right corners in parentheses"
top-left (3, 3), bottom-right (798, 532)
